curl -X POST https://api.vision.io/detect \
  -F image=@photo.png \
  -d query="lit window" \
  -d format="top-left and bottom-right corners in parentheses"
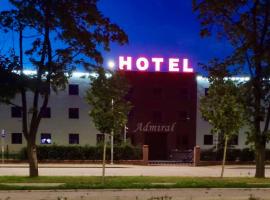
top-left (41, 133), bottom-right (51, 144)
top-left (69, 134), bottom-right (79, 144)
top-left (11, 133), bottom-right (22, 144)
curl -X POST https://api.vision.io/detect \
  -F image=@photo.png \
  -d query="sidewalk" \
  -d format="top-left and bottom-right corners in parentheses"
top-left (0, 188), bottom-right (270, 200)
top-left (0, 164), bottom-right (269, 177)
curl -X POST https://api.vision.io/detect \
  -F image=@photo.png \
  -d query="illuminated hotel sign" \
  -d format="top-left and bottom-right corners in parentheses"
top-left (118, 56), bottom-right (193, 73)
top-left (133, 122), bottom-right (177, 133)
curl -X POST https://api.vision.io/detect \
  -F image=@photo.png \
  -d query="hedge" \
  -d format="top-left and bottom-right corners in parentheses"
top-left (18, 144), bottom-right (142, 160)
top-left (201, 148), bottom-right (270, 161)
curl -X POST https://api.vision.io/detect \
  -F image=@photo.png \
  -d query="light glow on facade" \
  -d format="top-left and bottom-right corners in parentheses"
top-left (108, 60), bottom-right (115, 70)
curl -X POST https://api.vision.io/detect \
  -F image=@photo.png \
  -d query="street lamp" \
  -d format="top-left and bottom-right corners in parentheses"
top-left (110, 98), bottom-right (114, 165)
top-left (1, 129), bottom-right (6, 165)
top-left (108, 60), bottom-right (115, 70)
top-left (124, 125), bottom-right (128, 143)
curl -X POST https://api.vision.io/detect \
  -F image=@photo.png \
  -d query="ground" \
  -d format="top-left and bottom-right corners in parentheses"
top-left (0, 164), bottom-right (269, 177)
top-left (1, 164), bottom-right (270, 199)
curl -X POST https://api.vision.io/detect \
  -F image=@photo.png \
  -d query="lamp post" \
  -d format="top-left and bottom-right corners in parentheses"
top-left (110, 98), bottom-right (114, 165)
top-left (1, 129), bottom-right (6, 165)
top-left (124, 125), bottom-right (128, 143)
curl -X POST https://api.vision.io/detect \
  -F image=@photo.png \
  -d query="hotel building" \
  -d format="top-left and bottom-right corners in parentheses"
top-left (1, 68), bottom-right (266, 160)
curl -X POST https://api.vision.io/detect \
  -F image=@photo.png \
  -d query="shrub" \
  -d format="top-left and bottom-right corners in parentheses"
top-left (18, 144), bottom-right (142, 160)
top-left (201, 148), bottom-right (259, 162)
top-left (239, 148), bottom-right (255, 161)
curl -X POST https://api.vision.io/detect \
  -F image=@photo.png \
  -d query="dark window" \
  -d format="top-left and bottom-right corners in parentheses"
top-left (41, 133), bottom-right (51, 144)
top-left (182, 135), bottom-right (188, 145)
top-left (69, 108), bottom-right (79, 119)
top-left (179, 88), bottom-right (189, 99)
top-left (152, 111), bottom-right (162, 122)
top-left (11, 133), bottom-right (22, 144)
top-left (176, 134), bottom-right (189, 149)
top-left (128, 109), bottom-right (135, 120)
top-left (69, 84), bottom-right (79, 95)
top-left (178, 111), bottom-right (190, 121)
top-left (40, 84), bottom-right (50, 95)
top-left (204, 135), bottom-right (213, 145)
top-left (153, 88), bottom-right (162, 96)
top-left (11, 106), bottom-right (22, 118)
top-left (229, 135), bottom-right (238, 145)
top-left (40, 107), bottom-right (51, 118)
top-left (205, 88), bottom-right (209, 96)
top-left (126, 87), bottom-right (134, 100)
top-left (96, 134), bottom-right (104, 144)
top-left (69, 133), bottom-right (79, 144)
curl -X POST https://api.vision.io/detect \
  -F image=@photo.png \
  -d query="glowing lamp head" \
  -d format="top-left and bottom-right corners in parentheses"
top-left (108, 60), bottom-right (115, 70)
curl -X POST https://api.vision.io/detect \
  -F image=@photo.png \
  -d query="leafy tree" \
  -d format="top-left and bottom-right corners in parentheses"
top-left (0, 0), bottom-right (127, 177)
top-left (86, 67), bottom-right (132, 143)
top-left (85, 67), bottom-right (132, 183)
top-left (200, 66), bottom-right (246, 178)
top-left (193, 0), bottom-right (270, 178)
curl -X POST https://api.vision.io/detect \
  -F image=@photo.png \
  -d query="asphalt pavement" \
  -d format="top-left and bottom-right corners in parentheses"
top-left (1, 188), bottom-right (270, 200)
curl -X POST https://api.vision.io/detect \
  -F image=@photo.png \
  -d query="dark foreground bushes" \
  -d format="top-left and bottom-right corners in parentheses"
top-left (18, 144), bottom-right (142, 160)
top-left (201, 148), bottom-right (270, 161)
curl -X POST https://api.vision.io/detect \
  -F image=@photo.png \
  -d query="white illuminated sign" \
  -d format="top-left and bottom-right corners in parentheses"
top-left (118, 56), bottom-right (193, 73)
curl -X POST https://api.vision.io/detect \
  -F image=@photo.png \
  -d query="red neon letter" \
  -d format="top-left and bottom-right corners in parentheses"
top-left (119, 56), bottom-right (132, 70)
top-left (182, 58), bottom-right (193, 72)
top-left (169, 58), bottom-right (179, 72)
top-left (136, 57), bottom-right (149, 71)
top-left (152, 58), bottom-right (164, 71)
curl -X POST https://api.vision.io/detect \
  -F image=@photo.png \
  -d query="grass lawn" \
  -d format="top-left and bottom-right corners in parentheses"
top-left (0, 176), bottom-right (270, 190)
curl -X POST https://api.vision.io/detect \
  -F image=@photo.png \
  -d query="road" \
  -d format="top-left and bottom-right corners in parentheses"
top-left (0, 188), bottom-right (270, 200)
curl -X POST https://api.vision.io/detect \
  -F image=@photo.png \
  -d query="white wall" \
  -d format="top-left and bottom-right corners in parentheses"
top-left (1, 73), bottom-right (269, 153)
top-left (0, 75), bottom-right (99, 153)
top-left (196, 76), bottom-right (270, 150)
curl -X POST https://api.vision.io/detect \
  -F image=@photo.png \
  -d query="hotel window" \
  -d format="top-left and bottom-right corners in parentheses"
top-left (126, 87), bottom-right (134, 100)
top-left (40, 107), bottom-right (51, 118)
top-left (152, 88), bottom-right (162, 96)
top-left (128, 109), bottom-right (135, 121)
top-left (11, 133), bottom-right (22, 144)
top-left (69, 84), bottom-right (79, 95)
top-left (205, 88), bottom-right (209, 96)
top-left (152, 111), bottom-right (162, 122)
top-left (96, 134), bottom-right (104, 144)
top-left (204, 135), bottom-right (213, 145)
top-left (41, 133), bottom-right (52, 144)
top-left (179, 88), bottom-right (189, 99)
top-left (40, 84), bottom-right (50, 95)
top-left (229, 135), bottom-right (238, 145)
top-left (69, 133), bottom-right (79, 144)
top-left (178, 111), bottom-right (190, 121)
top-left (182, 135), bottom-right (189, 145)
top-left (11, 106), bottom-right (22, 118)
top-left (69, 108), bottom-right (79, 119)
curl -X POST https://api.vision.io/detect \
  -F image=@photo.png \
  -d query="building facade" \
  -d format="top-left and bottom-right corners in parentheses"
top-left (0, 71), bottom-right (269, 158)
